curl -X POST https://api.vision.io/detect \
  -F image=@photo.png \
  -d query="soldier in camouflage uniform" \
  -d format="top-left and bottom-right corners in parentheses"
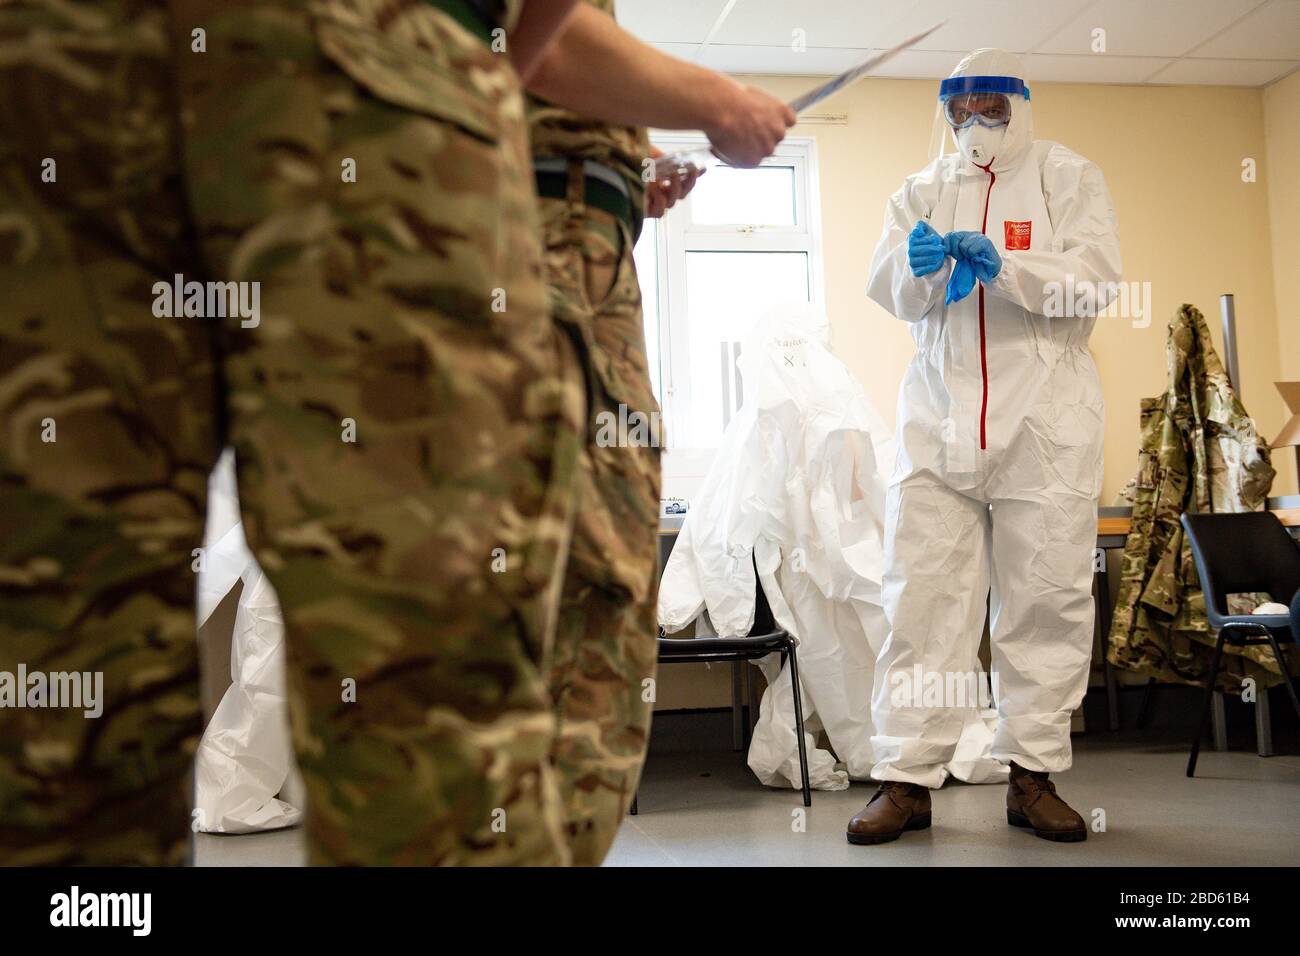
top-left (0, 0), bottom-right (584, 865)
top-left (527, 0), bottom-right (661, 866)
top-left (1108, 304), bottom-right (1294, 691)
top-left (517, 0), bottom-right (793, 863)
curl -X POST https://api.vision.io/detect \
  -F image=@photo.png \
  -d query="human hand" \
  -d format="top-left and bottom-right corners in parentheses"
top-left (703, 81), bottom-right (796, 168)
top-left (908, 220), bottom-right (946, 277)
top-left (645, 146), bottom-right (704, 218)
top-left (945, 231), bottom-right (1002, 282)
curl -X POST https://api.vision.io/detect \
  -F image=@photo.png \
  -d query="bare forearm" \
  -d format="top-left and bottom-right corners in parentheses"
top-left (527, 4), bottom-right (738, 129)
top-left (510, 0), bottom-right (581, 82)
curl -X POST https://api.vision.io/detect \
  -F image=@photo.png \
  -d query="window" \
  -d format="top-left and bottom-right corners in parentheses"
top-left (635, 136), bottom-right (824, 454)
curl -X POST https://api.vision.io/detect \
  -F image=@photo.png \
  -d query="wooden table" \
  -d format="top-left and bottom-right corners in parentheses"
top-left (1098, 507), bottom-right (1300, 538)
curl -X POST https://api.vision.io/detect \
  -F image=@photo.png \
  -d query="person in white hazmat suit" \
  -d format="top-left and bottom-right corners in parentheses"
top-left (849, 49), bottom-right (1121, 845)
top-left (658, 304), bottom-right (1005, 791)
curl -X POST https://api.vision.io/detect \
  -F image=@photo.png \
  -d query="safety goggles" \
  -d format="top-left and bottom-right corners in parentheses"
top-left (938, 75), bottom-right (1029, 129)
top-left (942, 93), bottom-right (1011, 129)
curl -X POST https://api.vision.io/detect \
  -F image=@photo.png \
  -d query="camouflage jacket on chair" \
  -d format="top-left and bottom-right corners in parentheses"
top-left (1107, 304), bottom-right (1288, 692)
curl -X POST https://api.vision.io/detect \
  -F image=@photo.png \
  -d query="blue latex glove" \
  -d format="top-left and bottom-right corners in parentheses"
top-left (943, 231), bottom-right (1003, 304)
top-left (954, 232), bottom-right (1003, 282)
top-left (907, 220), bottom-right (946, 277)
top-left (946, 256), bottom-right (976, 304)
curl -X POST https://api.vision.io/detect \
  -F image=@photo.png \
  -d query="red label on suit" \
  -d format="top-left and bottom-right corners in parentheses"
top-left (1004, 220), bottom-right (1032, 250)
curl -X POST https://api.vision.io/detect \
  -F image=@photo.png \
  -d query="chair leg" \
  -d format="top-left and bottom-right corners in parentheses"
top-left (1261, 633), bottom-right (1300, 721)
top-left (1103, 657), bottom-right (1121, 731)
top-left (1255, 687), bottom-right (1274, 757)
top-left (1097, 562), bottom-right (1120, 731)
top-left (731, 661), bottom-right (744, 752)
top-left (1211, 692), bottom-right (1228, 752)
top-left (740, 662), bottom-right (753, 748)
top-left (1137, 678), bottom-right (1158, 729)
top-left (785, 646), bottom-right (812, 808)
top-left (629, 791), bottom-right (638, 815)
top-left (1188, 628), bottom-right (1228, 778)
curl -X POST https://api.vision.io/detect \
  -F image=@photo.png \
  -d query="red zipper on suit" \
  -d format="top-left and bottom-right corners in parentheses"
top-left (975, 159), bottom-right (996, 451)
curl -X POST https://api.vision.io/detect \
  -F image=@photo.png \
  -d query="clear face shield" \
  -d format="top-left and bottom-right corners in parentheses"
top-left (928, 75), bottom-right (1030, 165)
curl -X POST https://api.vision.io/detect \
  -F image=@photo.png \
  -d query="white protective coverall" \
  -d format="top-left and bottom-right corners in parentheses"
top-left (194, 450), bottom-right (302, 833)
top-left (658, 305), bottom-right (1005, 790)
top-left (866, 49), bottom-right (1122, 788)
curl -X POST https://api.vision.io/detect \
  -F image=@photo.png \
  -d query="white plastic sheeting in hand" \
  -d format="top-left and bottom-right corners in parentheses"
top-left (658, 304), bottom-right (1004, 790)
top-left (193, 450), bottom-right (302, 833)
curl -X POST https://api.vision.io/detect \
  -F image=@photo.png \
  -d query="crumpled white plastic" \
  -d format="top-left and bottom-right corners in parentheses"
top-left (193, 450), bottom-right (302, 833)
top-left (658, 304), bottom-right (1004, 790)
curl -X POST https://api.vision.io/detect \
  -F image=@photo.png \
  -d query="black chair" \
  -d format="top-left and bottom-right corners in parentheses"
top-left (1180, 511), bottom-right (1300, 777)
top-left (632, 544), bottom-right (813, 812)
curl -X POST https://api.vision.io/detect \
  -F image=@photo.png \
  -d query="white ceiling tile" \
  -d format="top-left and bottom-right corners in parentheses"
top-left (697, 43), bottom-right (871, 76)
top-left (863, 0), bottom-right (1095, 53)
top-left (1149, 57), bottom-right (1300, 85)
top-left (692, 0), bottom-right (896, 48)
top-left (854, 48), bottom-right (977, 80)
top-left (1022, 53), bottom-right (1176, 83)
top-left (686, 0), bottom-right (952, 50)
top-left (627, 0), bottom-right (1299, 87)
top-left (615, 0), bottom-right (732, 44)
top-left (1035, 0), bottom-right (1264, 57)
top-left (620, 0), bottom-right (1093, 53)
top-left (1194, 0), bottom-right (1300, 59)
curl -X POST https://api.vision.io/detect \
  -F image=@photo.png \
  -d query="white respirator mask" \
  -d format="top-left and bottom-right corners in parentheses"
top-left (954, 122), bottom-right (1006, 167)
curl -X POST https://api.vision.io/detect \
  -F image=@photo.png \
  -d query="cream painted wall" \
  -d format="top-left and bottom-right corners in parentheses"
top-left (654, 70), bottom-right (1297, 713)
top-left (1264, 68), bottom-right (1300, 489)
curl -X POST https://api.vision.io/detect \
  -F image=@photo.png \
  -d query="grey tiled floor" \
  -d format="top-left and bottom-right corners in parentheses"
top-left (607, 739), bottom-right (1300, 866)
top-left (193, 728), bottom-right (1300, 867)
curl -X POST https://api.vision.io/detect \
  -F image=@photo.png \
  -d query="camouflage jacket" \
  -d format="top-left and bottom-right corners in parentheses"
top-left (1107, 304), bottom-right (1286, 691)
top-left (526, 0), bottom-right (650, 205)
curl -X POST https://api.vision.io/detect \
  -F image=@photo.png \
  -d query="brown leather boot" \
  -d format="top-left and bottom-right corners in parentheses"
top-left (1006, 762), bottom-right (1087, 842)
top-left (846, 782), bottom-right (931, 845)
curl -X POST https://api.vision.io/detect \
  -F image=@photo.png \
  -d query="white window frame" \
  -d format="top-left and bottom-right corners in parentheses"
top-left (641, 133), bottom-right (825, 459)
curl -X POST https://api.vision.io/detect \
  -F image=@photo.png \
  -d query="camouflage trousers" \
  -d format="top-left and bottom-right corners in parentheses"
top-left (0, 0), bottom-right (583, 865)
top-left (538, 190), bottom-right (662, 866)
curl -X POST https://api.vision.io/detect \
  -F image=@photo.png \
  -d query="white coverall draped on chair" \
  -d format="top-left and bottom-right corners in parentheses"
top-left (658, 305), bottom-right (1004, 790)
